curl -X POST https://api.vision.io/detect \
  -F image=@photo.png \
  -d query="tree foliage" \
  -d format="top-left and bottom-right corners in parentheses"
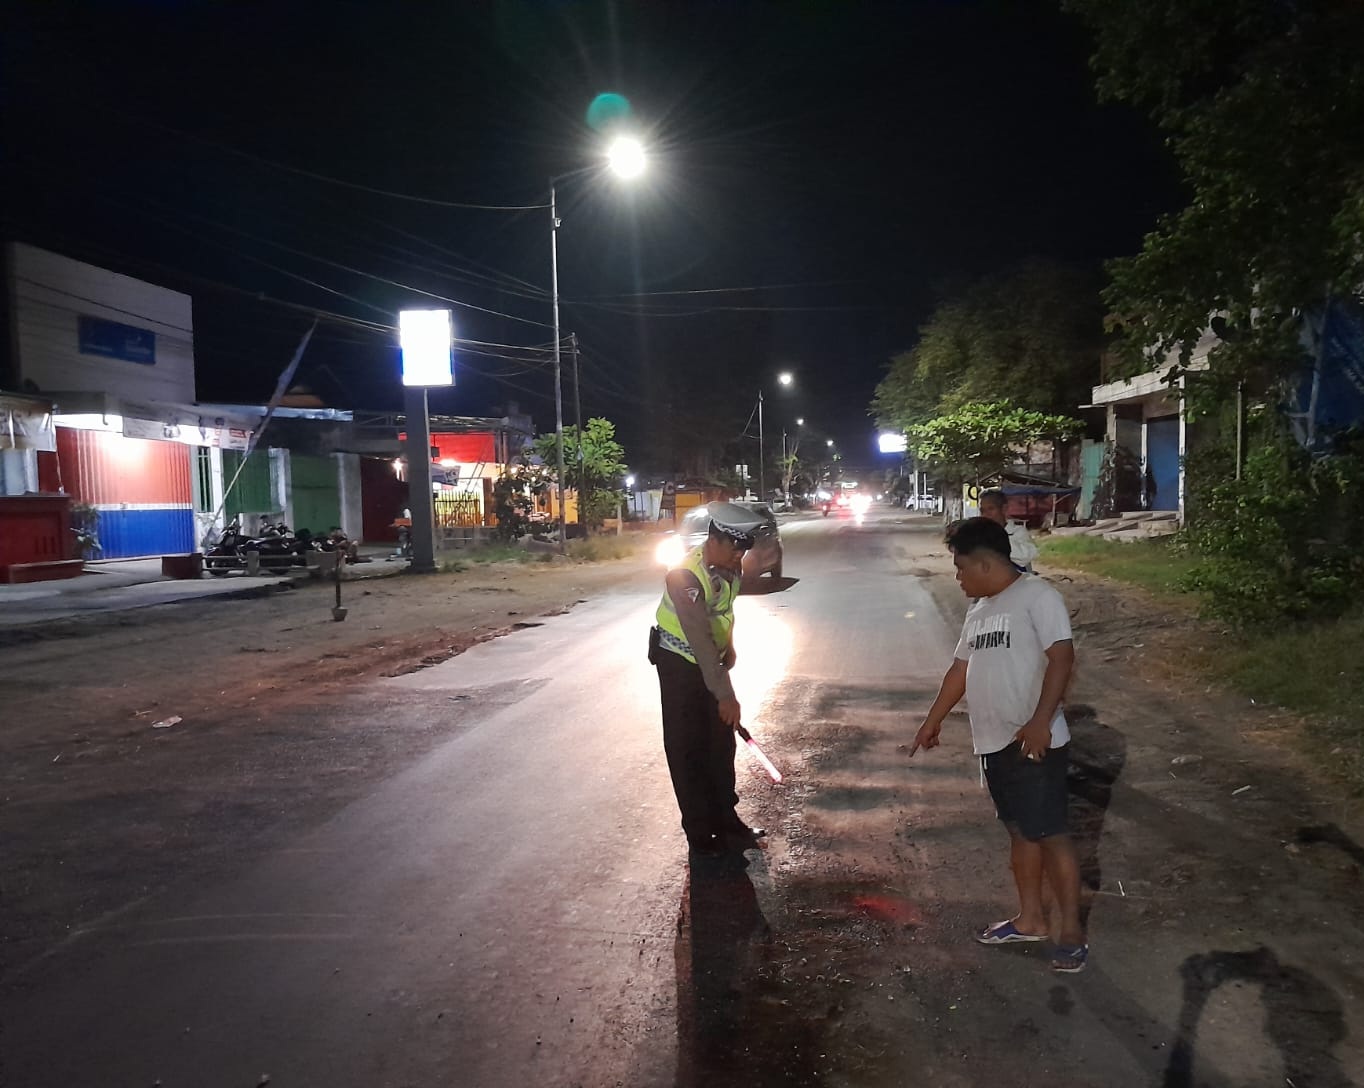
top-left (1181, 427), bottom-right (1364, 624)
top-left (872, 259), bottom-right (1102, 434)
top-left (491, 454), bottom-right (552, 542)
top-left (1063, 0), bottom-right (1364, 392)
top-left (531, 417), bottom-right (629, 529)
top-left (909, 401), bottom-right (1083, 487)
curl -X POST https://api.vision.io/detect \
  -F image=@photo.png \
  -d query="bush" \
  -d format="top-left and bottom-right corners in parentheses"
top-left (567, 535), bottom-right (643, 562)
top-left (71, 502), bottom-right (102, 559)
top-left (1181, 429), bottom-right (1364, 624)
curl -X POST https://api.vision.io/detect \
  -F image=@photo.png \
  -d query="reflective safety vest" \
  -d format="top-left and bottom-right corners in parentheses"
top-left (654, 545), bottom-right (738, 663)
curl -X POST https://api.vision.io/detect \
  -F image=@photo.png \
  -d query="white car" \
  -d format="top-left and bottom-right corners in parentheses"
top-left (655, 502), bottom-right (783, 578)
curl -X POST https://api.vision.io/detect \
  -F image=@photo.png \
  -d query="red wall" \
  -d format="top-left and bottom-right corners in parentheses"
top-left (360, 456), bottom-right (407, 542)
top-left (0, 495), bottom-right (73, 573)
top-left (55, 428), bottom-right (192, 504)
top-left (397, 432), bottom-right (496, 464)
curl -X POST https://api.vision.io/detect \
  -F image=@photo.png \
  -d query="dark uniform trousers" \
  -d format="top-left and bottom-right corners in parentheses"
top-left (654, 645), bottom-right (739, 845)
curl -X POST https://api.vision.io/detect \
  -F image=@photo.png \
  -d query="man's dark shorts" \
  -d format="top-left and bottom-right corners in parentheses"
top-left (982, 741), bottom-right (1070, 841)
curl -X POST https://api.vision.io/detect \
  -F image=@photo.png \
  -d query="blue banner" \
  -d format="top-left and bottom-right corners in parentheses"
top-left (78, 315), bottom-right (157, 365)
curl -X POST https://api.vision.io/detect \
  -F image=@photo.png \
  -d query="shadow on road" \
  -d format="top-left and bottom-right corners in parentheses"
top-left (1163, 946), bottom-right (1350, 1088)
top-left (674, 853), bottom-right (767, 1085)
top-left (674, 853), bottom-right (826, 1087)
top-left (1065, 703), bottom-right (1127, 927)
top-left (740, 575), bottom-right (800, 596)
top-left (1296, 822), bottom-right (1364, 866)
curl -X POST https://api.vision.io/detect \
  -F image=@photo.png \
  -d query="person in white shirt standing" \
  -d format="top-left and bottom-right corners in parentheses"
top-left (909, 517), bottom-right (1087, 973)
top-left (978, 487), bottom-right (1039, 573)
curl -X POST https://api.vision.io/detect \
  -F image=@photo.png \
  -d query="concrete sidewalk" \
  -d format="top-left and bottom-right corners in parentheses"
top-left (0, 549), bottom-right (407, 629)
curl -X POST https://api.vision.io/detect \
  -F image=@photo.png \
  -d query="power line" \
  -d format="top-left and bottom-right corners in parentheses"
top-left (576, 279), bottom-right (862, 299)
top-left (120, 189), bottom-right (558, 331)
top-left (75, 97), bottom-right (552, 212)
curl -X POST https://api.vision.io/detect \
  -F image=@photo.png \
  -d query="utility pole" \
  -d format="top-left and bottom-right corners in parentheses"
top-left (550, 182), bottom-right (567, 554)
top-left (757, 389), bottom-right (765, 503)
top-left (571, 332), bottom-right (586, 535)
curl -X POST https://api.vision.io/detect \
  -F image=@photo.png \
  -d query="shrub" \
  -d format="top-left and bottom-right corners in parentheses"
top-left (1181, 428), bottom-right (1364, 624)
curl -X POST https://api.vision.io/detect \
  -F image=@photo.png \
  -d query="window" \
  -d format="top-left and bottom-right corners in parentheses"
top-left (193, 447), bottom-right (214, 513)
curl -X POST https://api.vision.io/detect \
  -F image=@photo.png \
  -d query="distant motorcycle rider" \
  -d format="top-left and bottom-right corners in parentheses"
top-left (650, 502), bottom-right (767, 857)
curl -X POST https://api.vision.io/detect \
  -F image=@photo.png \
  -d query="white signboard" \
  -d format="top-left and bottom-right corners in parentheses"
top-left (120, 400), bottom-right (254, 449)
top-left (400, 309), bottom-right (454, 387)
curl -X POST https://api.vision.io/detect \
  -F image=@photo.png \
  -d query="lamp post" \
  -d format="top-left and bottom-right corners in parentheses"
top-left (549, 181), bottom-right (567, 554)
top-left (782, 416), bottom-right (805, 502)
top-left (757, 371), bottom-right (793, 503)
top-left (549, 135), bottom-right (645, 552)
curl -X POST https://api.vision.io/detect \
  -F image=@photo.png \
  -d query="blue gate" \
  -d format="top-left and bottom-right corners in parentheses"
top-left (1146, 416), bottom-right (1180, 511)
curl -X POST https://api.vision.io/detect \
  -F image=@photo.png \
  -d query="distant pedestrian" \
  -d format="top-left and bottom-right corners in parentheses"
top-left (650, 502), bottom-right (768, 858)
top-left (978, 488), bottom-right (1038, 573)
top-left (908, 517), bottom-right (1086, 973)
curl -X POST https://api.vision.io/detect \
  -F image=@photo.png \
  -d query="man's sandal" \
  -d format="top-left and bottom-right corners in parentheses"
top-left (1050, 944), bottom-right (1089, 974)
top-left (975, 919), bottom-right (1048, 945)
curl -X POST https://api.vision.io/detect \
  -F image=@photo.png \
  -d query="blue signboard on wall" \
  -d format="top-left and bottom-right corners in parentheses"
top-left (78, 315), bottom-right (157, 365)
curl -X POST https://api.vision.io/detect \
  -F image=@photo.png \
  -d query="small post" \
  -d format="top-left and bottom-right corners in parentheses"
top-left (332, 551), bottom-right (347, 621)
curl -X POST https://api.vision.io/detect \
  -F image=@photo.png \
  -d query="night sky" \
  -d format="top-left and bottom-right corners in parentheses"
top-left (2, 1), bottom-right (1180, 476)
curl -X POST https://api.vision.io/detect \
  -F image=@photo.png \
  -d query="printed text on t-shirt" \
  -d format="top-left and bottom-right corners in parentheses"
top-left (965, 613), bottom-right (1011, 650)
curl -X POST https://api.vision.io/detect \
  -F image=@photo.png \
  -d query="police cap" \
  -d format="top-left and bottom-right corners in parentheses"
top-left (707, 501), bottom-right (761, 549)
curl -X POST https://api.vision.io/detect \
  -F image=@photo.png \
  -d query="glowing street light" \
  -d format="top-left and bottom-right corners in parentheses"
top-left (757, 371), bottom-right (796, 503)
top-left (550, 135), bottom-right (647, 549)
top-left (781, 414), bottom-right (809, 502)
top-left (606, 136), bottom-right (647, 179)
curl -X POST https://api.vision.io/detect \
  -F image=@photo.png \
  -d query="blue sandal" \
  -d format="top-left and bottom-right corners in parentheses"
top-left (1051, 944), bottom-right (1089, 973)
top-left (976, 919), bottom-right (1048, 945)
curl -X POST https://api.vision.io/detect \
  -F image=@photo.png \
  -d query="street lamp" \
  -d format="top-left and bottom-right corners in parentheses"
top-left (757, 371), bottom-right (794, 504)
top-left (607, 136), bottom-right (646, 179)
top-left (550, 137), bottom-right (646, 551)
top-left (782, 416), bottom-right (806, 502)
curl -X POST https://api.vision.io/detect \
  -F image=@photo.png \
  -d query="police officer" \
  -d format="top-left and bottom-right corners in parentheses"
top-left (650, 501), bottom-right (767, 856)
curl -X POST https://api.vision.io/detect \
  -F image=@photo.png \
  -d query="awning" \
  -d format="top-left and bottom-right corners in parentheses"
top-left (49, 392), bottom-right (257, 449)
top-left (0, 393), bottom-right (57, 452)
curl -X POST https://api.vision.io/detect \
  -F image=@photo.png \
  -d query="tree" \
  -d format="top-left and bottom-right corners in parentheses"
top-left (1063, 0), bottom-right (1364, 395)
top-left (872, 259), bottom-right (1103, 434)
top-left (490, 454), bottom-right (552, 542)
top-left (532, 417), bottom-right (628, 531)
top-left (909, 401), bottom-right (1082, 518)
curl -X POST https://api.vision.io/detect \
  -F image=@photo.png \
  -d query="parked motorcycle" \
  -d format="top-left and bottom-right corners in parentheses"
top-left (204, 518), bottom-right (314, 575)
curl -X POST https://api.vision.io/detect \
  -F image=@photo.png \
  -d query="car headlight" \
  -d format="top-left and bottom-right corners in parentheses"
top-left (655, 536), bottom-right (685, 568)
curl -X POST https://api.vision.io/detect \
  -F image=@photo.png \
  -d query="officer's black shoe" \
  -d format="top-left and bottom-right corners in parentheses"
top-left (687, 834), bottom-right (724, 857)
top-left (720, 826), bottom-right (766, 852)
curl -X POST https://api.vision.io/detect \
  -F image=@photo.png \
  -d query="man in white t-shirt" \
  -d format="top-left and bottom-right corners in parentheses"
top-left (908, 517), bottom-right (1086, 973)
top-left (978, 488), bottom-right (1039, 572)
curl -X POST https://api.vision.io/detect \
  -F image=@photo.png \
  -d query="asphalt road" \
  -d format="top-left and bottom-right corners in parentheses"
top-left (5, 507), bottom-right (1362, 1087)
top-left (0, 507), bottom-right (954, 1087)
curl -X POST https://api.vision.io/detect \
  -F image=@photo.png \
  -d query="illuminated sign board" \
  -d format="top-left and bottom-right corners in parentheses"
top-left (400, 309), bottom-right (454, 387)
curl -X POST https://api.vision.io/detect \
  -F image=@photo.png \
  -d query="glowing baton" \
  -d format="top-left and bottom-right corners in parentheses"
top-left (735, 724), bottom-right (783, 784)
